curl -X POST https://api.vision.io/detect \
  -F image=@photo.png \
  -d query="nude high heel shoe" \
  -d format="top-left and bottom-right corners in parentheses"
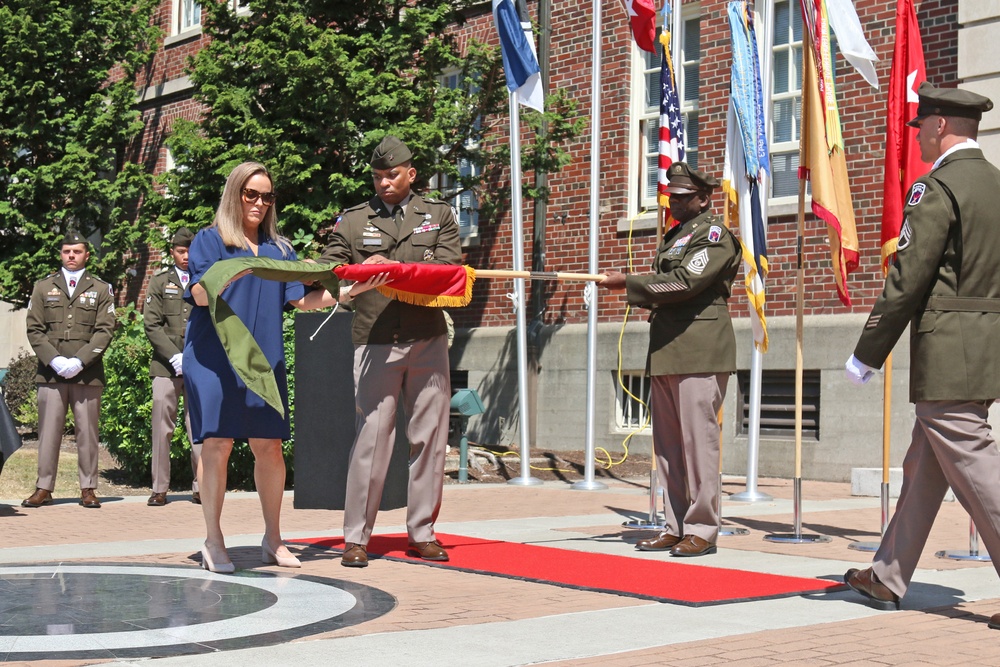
top-left (201, 543), bottom-right (235, 574)
top-left (262, 538), bottom-right (302, 568)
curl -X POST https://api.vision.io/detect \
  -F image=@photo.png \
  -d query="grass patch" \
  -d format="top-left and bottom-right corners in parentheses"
top-left (0, 448), bottom-right (87, 501)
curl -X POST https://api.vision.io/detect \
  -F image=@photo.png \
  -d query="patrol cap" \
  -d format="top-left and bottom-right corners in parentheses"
top-left (60, 231), bottom-right (89, 248)
top-left (370, 135), bottom-right (412, 170)
top-left (906, 82), bottom-right (994, 127)
top-left (171, 227), bottom-right (194, 247)
top-left (665, 162), bottom-right (720, 195)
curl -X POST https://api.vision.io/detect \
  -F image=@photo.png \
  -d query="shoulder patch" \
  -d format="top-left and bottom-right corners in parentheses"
top-left (907, 182), bottom-right (926, 207)
top-left (708, 225), bottom-right (723, 243)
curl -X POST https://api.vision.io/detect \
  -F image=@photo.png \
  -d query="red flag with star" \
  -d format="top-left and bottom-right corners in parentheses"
top-left (624, 0), bottom-right (657, 53)
top-left (880, 0), bottom-right (928, 273)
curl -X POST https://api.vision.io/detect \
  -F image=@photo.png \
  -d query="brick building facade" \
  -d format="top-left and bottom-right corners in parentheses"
top-left (105, 0), bottom-right (1000, 479)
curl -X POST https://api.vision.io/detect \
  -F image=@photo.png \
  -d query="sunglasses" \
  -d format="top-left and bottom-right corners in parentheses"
top-left (241, 188), bottom-right (277, 206)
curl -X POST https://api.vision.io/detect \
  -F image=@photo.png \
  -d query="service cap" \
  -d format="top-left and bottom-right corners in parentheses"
top-left (171, 227), bottom-right (194, 247)
top-left (665, 162), bottom-right (720, 195)
top-left (61, 231), bottom-right (89, 248)
top-left (370, 135), bottom-right (412, 170)
top-left (906, 82), bottom-right (994, 127)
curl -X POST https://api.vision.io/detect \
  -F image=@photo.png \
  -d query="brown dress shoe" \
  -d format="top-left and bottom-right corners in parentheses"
top-left (989, 613), bottom-right (1000, 630)
top-left (22, 488), bottom-right (53, 508)
top-left (79, 488), bottom-right (101, 509)
top-left (636, 532), bottom-right (682, 551)
top-left (191, 492), bottom-right (201, 505)
top-left (844, 567), bottom-right (900, 611)
top-left (670, 535), bottom-right (717, 557)
top-left (408, 540), bottom-right (449, 561)
top-left (341, 543), bottom-right (368, 568)
top-left (147, 492), bottom-right (167, 506)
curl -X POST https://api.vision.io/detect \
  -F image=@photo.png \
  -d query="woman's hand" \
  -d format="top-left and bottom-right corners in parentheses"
top-left (341, 272), bottom-right (392, 302)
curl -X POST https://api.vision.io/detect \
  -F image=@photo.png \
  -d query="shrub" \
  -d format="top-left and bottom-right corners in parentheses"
top-left (2, 349), bottom-right (39, 429)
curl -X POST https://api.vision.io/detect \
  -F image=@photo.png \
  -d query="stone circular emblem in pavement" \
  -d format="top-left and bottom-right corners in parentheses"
top-left (0, 564), bottom-right (395, 660)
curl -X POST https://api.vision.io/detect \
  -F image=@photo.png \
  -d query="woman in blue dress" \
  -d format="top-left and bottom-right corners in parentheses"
top-left (183, 162), bottom-right (374, 573)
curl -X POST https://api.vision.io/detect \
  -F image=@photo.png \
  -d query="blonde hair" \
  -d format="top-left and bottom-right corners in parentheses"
top-left (212, 161), bottom-right (293, 256)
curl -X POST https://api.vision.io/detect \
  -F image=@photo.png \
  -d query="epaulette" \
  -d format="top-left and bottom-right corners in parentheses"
top-left (154, 267), bottom-right (170, 276)
top-left (45, 272), bottom-right (58, 279)
top-left (343, 200), bottom-right (372, 214)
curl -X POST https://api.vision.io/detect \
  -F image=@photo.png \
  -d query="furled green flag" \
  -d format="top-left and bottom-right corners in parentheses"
top-left (198, 257), bottom-right (342, 417)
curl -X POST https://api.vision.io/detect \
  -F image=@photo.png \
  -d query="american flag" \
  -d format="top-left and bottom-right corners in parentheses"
top-left (656, 30), bottom-right (686, 208)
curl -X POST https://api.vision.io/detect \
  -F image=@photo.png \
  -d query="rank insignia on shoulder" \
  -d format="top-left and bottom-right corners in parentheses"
top-left (708, 226), bottom-right (723, 243)
top-left (897, 219), bottom-right (912, 250)
top-left (907, 182), bottom-right (926, 207)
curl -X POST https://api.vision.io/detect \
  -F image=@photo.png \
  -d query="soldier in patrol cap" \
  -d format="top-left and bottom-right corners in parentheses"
top-left (319, 135), bottom-right (461, 567)
top-left (599, 162), bottom-right (741, 557)
top-left (843, 83), bottom-right (1000, 627)
top-left (143, 227), bottom-right (201, 507)
top-left (22, 231), bottom-right (116, 509)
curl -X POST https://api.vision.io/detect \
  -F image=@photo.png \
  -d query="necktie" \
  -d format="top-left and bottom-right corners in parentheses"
top-left (392, 206), bottom-right (404, 225)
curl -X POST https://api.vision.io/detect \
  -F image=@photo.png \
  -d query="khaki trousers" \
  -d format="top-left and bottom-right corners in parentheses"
top-left (874, 400), bottom-right (1000, 597)
top-left (343, 335), bottom-right (451, 545)
top-left (650, 372), bottom-right (728, 542)
top-left (36, 383), bottom-right (102, 491)
top-left (151, 376), bottom-right (200, 493)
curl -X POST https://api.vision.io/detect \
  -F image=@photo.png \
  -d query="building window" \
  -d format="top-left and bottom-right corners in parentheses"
top-left (176, 0), bottom-right (201, 34)
top-left (614, 372), bottom-right (651, 432)
top-left (636, 13), bottom-right (700, 213)
top-left (770, 0), bottom-right (803, 200)
top-left (436, 70), bottom-right (480, 243)
top-left (736, 369), bottom-right (820, 439)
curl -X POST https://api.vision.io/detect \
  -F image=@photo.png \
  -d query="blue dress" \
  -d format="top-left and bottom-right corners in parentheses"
top-left (182, 227), bottom-right (305, 442)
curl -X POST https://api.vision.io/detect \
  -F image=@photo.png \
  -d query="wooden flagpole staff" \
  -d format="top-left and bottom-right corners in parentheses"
top-left (474, 269), bottom-right (607, 283)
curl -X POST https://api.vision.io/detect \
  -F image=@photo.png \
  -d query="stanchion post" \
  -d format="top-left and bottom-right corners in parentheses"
top-left (622, 463), bottom-right (665, 529)
top-left (936, 516), bottom-right (992, 562)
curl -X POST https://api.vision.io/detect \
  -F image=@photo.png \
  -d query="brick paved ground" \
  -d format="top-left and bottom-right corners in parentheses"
top-left (2, 474), bottom-right (999, 666)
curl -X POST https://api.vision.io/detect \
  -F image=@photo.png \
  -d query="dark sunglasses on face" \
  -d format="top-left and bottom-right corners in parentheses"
top-left (241, 188), bottom-right (276, 206)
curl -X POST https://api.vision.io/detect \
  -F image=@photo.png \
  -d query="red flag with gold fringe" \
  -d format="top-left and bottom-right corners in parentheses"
top-left (335, 264), bottom-right (475, 308)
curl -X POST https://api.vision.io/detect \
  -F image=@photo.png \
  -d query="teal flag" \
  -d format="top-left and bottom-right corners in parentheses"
top-left (198, 257), bottom-right (341, 417)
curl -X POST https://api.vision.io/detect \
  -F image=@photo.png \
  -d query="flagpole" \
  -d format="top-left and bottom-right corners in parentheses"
top-left (763, 21), bottom-right (828, 544)
top-left (507, 88), bottom-right (542, 487)
top-left (730, 0), bottom-right (773, 504)
top-left (571, 0), bottom-right (606, 492)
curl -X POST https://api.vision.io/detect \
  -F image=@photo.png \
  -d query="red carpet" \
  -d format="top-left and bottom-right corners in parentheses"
top-left (293, 533), bottom-right (844, 606)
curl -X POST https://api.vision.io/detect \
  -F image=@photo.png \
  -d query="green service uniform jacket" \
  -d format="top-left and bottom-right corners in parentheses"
top-left (625, 211), bottom-right (742, 376)
top-left (25, 270), bottom-right (116, 386)
top-left (854, 148), bottom-right (1000, 402)
top-left (319, 193), bottom-right (462, 345)
top-left (144, 267), bottom-right (192, 378)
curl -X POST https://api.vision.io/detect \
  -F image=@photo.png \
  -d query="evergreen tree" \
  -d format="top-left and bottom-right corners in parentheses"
top-left (0, 0), bottom-right (160, 306)
top-left (160, 0), bottom-right (581, 252)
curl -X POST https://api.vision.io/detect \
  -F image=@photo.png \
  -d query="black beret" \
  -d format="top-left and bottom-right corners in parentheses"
top-left (665, 162), bottom-right (720, 194)
top-left (171, 227), bottom-right (194, 247)
top-left (370, 135), bottom-right (412, 170)
top-left (906, 82), bottom-right (994, 127)
top-left (61, 231), bottom-right (89, 247)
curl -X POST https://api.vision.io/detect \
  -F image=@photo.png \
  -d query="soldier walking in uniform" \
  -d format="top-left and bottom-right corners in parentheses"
top-left (599, 163), bottom-right (742, 557)
top-left (143, 228), bottom-right (201, 506)
top-left (319, 136), bottom-right (462, 567)
top-left (844, 83), bottom-right (1000, 625)
top-left (22, 232), bottom-right (116, 509)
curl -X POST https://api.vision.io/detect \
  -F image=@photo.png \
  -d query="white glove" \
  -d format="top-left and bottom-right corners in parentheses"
top-left (49, 356), bottom-right (70, 375)
top-left (845, 354), bottom-right (876, 386)
top-left (170, 353), bottom-right (183, 376)
top-left (60, 358), bottom-right (84, 379)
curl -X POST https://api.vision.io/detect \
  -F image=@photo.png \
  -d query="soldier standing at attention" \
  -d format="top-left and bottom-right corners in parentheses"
top-left (599, 163), bottom-right (742, 558)
top-left (22, 232), bottom-right (116, 509)
top-left (844, 83), bottom-right (1000, 626)
top-left (143, 227), bottom-right (201, 506)
top-left (319, 135), bottom-right (462, 567)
